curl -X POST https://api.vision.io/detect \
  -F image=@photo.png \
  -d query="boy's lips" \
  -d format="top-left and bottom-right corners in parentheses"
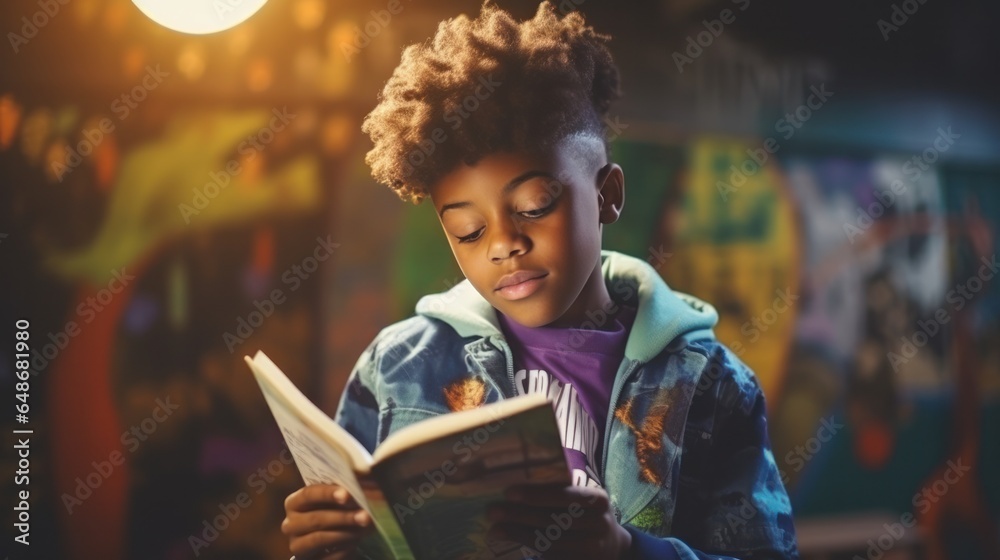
top-left (494, 270), bottom-right (547, 290)
top-left (494, 270), bottom-right (548, 301)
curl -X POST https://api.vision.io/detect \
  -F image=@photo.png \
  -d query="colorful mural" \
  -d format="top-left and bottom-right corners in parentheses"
top-left (661, 138), bottom-right (801, 404)
top-left (1, 99), bottom-right (337, 559)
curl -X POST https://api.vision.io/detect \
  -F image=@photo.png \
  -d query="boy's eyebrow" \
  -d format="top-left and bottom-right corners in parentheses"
top-left (438, 170), bottom-right (554, 217)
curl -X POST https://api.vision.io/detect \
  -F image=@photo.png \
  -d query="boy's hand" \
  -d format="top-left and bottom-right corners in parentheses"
top-left (282, 484), bottom-right (375, 560)
top-left (486, 483), bottom-right (633, 560)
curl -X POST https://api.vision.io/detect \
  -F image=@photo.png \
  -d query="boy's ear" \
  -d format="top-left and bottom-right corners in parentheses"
top-left (597, 163), bottom-right (624, 225)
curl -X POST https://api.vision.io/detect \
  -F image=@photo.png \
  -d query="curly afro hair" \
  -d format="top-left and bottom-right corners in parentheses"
top-left (361, 1), bottom-right (622, 204)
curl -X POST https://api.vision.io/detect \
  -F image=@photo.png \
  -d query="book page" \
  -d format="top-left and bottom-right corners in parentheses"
top-left (244, 352), bottom-right (414, 559)
top-left (257, 381), bottom-right (369, 502)
top-left (370, 400), bottom-right (570, 560)
top-left (372, 392), bottom-right (551, 464)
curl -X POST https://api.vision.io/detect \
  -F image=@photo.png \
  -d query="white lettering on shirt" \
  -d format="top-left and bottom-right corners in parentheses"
top-left (514, 368), bottom-right (603, 487)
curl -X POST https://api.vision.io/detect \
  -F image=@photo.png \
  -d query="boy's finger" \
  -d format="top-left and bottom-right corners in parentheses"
top-left (503, 482), bottom-right (564, 502)
top-left (486, 503), bottom-right (604, 530)
top-left (503, 483), bottom-right (609, 509)
top-left (282, 509), bottom-right (371, 536)
top-left (487, 521), bottom-right (543, 548)
top-left (289, 529), bottom-right (366, 557)
top-left (286, 485), bottom-right (359, 512)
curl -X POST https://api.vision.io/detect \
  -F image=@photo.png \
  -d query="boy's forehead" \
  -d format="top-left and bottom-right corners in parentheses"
top-left (429, 135), bottom-right (606, 200)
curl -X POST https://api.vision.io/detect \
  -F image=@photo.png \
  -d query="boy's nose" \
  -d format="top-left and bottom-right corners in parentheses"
top-left (488, 217), bottom-right (530, 263)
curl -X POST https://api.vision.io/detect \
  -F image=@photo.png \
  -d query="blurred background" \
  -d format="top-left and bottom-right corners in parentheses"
top-left (1, 0), bottom-right (998, 558)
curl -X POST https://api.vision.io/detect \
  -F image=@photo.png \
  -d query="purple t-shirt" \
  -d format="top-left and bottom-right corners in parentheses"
top-left (497, 303), bottom-right (637, 488)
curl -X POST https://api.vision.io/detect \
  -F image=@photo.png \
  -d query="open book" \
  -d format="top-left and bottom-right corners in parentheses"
top-left (244, 350), bottom-right (571, 560)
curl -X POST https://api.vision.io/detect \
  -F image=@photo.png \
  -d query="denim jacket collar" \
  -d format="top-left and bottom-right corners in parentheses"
top-left (410, 250), bottom-right (720, 525)
top-left (415, 249), bottom-right (719, 363)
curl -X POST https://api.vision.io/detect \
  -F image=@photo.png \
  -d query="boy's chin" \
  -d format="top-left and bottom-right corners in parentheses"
top-left (491, 299), bottom-right (562, 329)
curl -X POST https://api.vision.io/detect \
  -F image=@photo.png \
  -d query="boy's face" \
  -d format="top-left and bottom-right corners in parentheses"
top-left (429, 137), bottom-right (624, 328)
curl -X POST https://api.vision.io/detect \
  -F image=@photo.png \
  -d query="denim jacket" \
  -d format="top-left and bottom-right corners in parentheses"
top-left (334, 250), bottom-right (799, 559)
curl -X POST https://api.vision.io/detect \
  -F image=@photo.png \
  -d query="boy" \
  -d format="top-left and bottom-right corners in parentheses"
top-left (282, 2), bottom-right (799, 558)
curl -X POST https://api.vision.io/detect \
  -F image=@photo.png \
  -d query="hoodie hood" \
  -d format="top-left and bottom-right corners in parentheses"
top-left (415, 250), bottom-right (718, 363)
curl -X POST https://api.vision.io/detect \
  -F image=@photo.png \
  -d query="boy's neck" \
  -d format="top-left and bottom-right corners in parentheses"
top-left (544, 262), bottom-right (617, 329)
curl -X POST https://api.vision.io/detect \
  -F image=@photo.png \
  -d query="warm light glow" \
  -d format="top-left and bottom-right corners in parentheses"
top-left (246, 57), bottom-right (274, 92)
top-left (0, 95), bottom-right (23, 150)
top-left (131, 0), bottom-right (269, 34)
top-left (293, 0), bottom-right (325, 30)
top-left (177, 45), bottom-right (207, 80)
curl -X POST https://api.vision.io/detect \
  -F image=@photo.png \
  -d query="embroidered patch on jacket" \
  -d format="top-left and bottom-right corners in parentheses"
top-left (631, 501), bottom-right (667, 534)
top-left (614, 386), bottom-right (685, 486)
top-left (443, 376), bottom-right (486, 411)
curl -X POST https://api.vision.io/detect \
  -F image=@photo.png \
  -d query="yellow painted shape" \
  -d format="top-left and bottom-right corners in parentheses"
top-left (664, 138), bottom-right (801, 405)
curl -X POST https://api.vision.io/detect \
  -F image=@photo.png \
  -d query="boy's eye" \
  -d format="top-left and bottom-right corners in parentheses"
top-left (519, 202), bottom-right (555, 219)
top-left (453, 201), bottom-right (553, 244)
top-left (457, 228), bottom-right (484, 244)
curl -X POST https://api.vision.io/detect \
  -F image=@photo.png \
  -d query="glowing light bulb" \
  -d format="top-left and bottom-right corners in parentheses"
top-left (131, 0), bottom-right (269, 35)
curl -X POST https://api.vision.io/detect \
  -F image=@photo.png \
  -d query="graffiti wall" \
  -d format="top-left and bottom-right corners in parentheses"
top-left (630, 136), bottom-right (1000, 557)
